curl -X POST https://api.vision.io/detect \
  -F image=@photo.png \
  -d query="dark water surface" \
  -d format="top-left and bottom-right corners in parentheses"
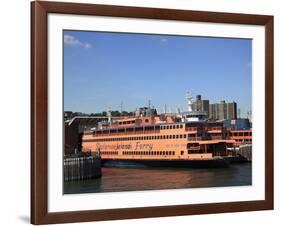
top-left (64, 163), bottom-right (252, 194)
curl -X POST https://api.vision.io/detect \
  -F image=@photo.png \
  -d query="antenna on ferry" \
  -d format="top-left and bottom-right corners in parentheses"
top-left (107, 107), bottom-right (112, 124)
top-left (148, 99), bottom-right (151, 109)
top-left (120, 101), bottom-right (123, 115)
top-left (186, 92), bottom-right (193, 112)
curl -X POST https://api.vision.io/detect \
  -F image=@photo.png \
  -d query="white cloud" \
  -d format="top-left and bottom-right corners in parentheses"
top-left (64, 34), bottom-right (92, 49)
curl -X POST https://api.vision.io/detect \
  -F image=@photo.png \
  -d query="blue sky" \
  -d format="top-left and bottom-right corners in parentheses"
top-left (64, 30), bottom-right (252, 117)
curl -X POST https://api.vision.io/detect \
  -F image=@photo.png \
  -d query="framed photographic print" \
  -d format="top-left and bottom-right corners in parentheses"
top-left (31, 1), bottom-right (274, 224)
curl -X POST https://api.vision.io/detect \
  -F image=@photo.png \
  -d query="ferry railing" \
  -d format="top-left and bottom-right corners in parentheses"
top-left (92, 129), bottom-right (161, 137)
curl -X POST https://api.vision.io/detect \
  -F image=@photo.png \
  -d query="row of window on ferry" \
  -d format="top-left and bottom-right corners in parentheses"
top-left (85, 134), bottom-right (188, 142)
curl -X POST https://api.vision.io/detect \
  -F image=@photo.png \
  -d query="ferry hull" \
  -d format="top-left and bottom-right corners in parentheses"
top-left (102, 158), bottom-right (229, 168)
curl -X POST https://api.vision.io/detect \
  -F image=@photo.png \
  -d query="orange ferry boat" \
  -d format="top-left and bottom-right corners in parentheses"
top-left (82, 113), bottom-right (242, 168)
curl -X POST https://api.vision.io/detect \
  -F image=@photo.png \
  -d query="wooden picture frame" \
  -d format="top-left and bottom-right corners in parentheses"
top-left (31, 1), bottom-right (274, 224)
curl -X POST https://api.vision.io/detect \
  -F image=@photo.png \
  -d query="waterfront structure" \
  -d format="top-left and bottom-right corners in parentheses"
top-left (209, 101), bottom-right (237, 121)
top-left (228, 129), bottom-right (252, 147)
top-left (223, 118), bottom-right (251, 130)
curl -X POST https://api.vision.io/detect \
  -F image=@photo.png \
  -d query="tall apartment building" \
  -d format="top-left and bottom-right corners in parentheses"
top-left (209, 101), bottom-right (237, 121)
top-left (191, 95), bottom-right (210, 116)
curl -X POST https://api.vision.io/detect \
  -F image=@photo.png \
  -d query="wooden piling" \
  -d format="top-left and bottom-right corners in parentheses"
top-left (64, 155), bottom-right (102, 181)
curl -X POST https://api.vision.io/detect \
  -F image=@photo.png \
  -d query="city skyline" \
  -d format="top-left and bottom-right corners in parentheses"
top-left (64, 30), bottom-right (252, 117)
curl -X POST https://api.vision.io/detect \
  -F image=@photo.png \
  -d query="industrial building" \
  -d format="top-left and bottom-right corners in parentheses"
top-left (209, 100), bottom-right (237, 121)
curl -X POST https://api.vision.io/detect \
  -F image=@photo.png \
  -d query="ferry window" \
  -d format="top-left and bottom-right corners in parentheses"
top-left (157, 151), bottom-right (159, 155)
top-left (180, 134), bottom-right (183, 138)
top-left (169, 135), bottom-right (172, 139)
top-left (173, 135), bottom-right (176, 139)
top-left (172, 151), bottom-right (175, 155)
top-left (160, 151), bottom-right (162, 155)
top-left (176, 135), bottom-right (179, 139)
top-left (173, 125), bottom-right (176, 129)
top-left (176, 125), bottom-right (179, 129)
top-left (168, 151), bottom-right (171, 155)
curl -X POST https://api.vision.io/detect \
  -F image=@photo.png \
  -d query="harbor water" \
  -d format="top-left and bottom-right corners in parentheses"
top-left (64, 163), bottom-right (251, 194)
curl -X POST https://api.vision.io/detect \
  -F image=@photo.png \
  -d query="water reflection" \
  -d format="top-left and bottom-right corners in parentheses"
top-left (64, 163), bottom-right (251, 194)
